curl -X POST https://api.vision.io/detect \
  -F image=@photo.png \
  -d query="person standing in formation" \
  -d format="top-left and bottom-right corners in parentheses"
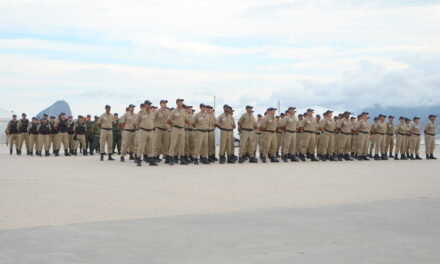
top-left (279, 107), bottom-right (299, 162)
top-left (97, 105), bottom-right (115, 161)
top-left (120, 104), bottom-right (136, 162)
top-left (409, 117), bottom-right (422, 160)
top-left (237, 105), bottom-right (258, 163)
top-left (424, 114), bottom-right (436, 160)
top-left (6, 114), bottom-right (19, 155)
top-left (17, 113), bottom-right (30, 155)
top-left (217, 105), bottom-right (236, 164)
top-left (191, 104), bottom-right (210, 165)
top-left (167, 99), bottom-right (189, 165)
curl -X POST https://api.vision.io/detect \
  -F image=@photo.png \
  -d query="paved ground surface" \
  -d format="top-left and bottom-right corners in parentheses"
top-left (1, 146), bottom-right (440, 263)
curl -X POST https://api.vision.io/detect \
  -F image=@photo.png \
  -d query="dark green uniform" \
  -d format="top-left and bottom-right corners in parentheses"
top-left (92, 123), bottom-right (101, 154)
top-left (112, 119), bottom-right (121, 154)
top-left (86, 120), bottom-right (95, 154)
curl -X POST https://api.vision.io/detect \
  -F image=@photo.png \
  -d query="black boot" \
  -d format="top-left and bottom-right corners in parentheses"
top-left (90, 150), bottom-right (94, 156)
top-left (227, 156), bottom-right (235, 164)
top-left (430, 154), bottom-right (437, 160)
top-left (142, 155), bottom-right (148, 162)
top-left (37, 151), bottom-right (42, 157)
top-left (310, 154), bottom-right (319, 162)
top-left (201, 157), bottom-right (210, 164)
top-left (344, 154), bottom-right (353, 161)
top-left (299, 154), bottom-right (306, 161)
top-left (136, 157), bottom-right (142, 166)
top-left (337, 154), bottom-right (343, 161)
top-left (409, 154), bottom-right (415, 160)
top-left (120, 156), bottom-right (125, 162)
top-left (180, 156), bottom-right (189, 165)
top-left (129, 152), bottom-right (135, 160)
top-left (83, 150), bottom-right (88, 156)
top-left (381, 154), bottom-right (388, 160)
top-left (194, 158), bottom-right (199, 165)
top-left (415, 155), bottom-right (422, 160)
top-left (17, 149), bottom-right (21, 156)
top-left (426, 154), bottom-right (431, 159)
top-left (320, 154), bottom-right (327, 161)
top-left (169, 156), bottom-right (174, 165)
top-left (55, 150), bottom-right (59, 157)
top-left (45, 151), bottom-right (50, 157)
top-left (65, 149), bottom-right (71, 156)
top-left (249, 157), bottom-right (258, 163)
top-left (9, 149), bottom-right (13, 155)
top-left (394, 155), bottom-right (400, 160)
top-left (282, 155), bottom-right (288, 162)
top-left (212, 155), bottom-right (219, 162)
top-left (29, 151), bottom-right (33, 156)
top-left (374, 154), bottom-right (381, 160)
top-left (238, 156), bottom-right (245, 164)
top-left (100, 153), bottom-right (104, 161)
top-left (401, 154), bottom-right (407, 160)
top-left (270, 156), bottom-right (279, 162)
top-left (329, 154), bottom-right (337, 161)
top-left (149, 157), bottom-right (158, 166)
top-left (219, 155), bottom-right (226, 164)
top-left (290, 154), bottom-right (299, 162)
top-left (260, 156), bottom-right (267, 163)
top-left (389, 152), bottom-right (394, 158)
top-left (108, 154), bottom-right (115, 161)
top-left (174, 156), bottom-right (179, 163)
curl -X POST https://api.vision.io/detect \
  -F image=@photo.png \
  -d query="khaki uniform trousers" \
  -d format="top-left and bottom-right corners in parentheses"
top-left (296, 132), bottom-right (303, 154)
top-left (239, 130), bottom-right (255, 157)
top-left (410, 135), bottom-right (420, 155)
top-left (404, 135), bottom-right (411, 153)
top-left (18, 133), bottom-right (30, 151)
top-left (57, 132), bottom-right (69, 151)
top-left (208, 130), bottom-right (215, 156)
top-left (194, 130), bottom-right (209, 158)
top-left (169, 127), bottom-right (185, 157)
top-left (8, 134), bottom-right (19, 149)
top-left (385, 135), bottom-right (394, 154)
top-left (337, 133), bottom-right (351, 155)
top-left (351, 134), bottom-right (358, 154)
top-left (74, 135), bottom-right (87, 151)
top-left (262, 131), bottom-right (277, 157)
top-left (38, 134), bottom-right (51, 152)
top-left (219, 130), bottom-right (233, 156)
top-left (369, 136), bottom-right (375, 155)
top-left (136, 129), bottom-right (154, 157)
top-left (282, 131), bottom-right (296, 155)
top-left (395, 134), bottom-right (406, 155)
top-left (184, 130), bottom-right (195, 156)
top-left (319, 131), bottom-right (334, 155)
top-left (277, 132), bottom-right (282, 153)
top-left (99, 129), bottom-right (113, 154)
top-left (301, 132), bottom-right (315, 155)
top-left (254, 132), bottom-right (261, 154)
top-left (357, 133), bottom-right (369, 156)
top-left (121, 130), bottom-right (136, 157)
top-left (153, 128), bottom-right (170, 157)
top-left (373, 134), bottom-right (385, 155)
top-left (29, 134), bottom-right (39, 152)
top-left (52, 133), bottom-right (61, 151)
top-left (425, 134), bottom-right (435, 155)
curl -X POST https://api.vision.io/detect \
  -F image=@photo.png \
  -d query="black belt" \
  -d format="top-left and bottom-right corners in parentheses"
top-left (209, 129), bottom-right (215, 132)
top-left (315, 132), bottom-right (320, 135)
top-left (140, 127), bottom-right (153, 132)
top-left (285, 130), bottom-right (296, 133)
top-left (196, 129), bottom-right (209, 132)
top-left (341, 132), bottom-right (352, 135)
top-left (277, 132), bottom-right (282, 134)
top-left (304, 130), bottom-right (314, 134)
top-left (184, 128), bottom-right (193, 131)
top-left (220, 128), bottom-right (233, 131)
top-left (426, 133), bottom-right (435, 136)
top-left (359, 131), bottom-right (368, 134)
top-left (398, 132), bottom-right (406, 136)
top-left (376, 132), bottom-right (385, 135)
top-left (101, 127), bottom-right (112, 130)
top-left (412, 133), bottom-right (420, 136)
top-left (241, 128), bottom-right (253, 132)
top-left (123, 129), bottom-right (135, 132)
top-left (324, 129), bottom-right (333, 133)
top-left (172, 125), bottom-right (184, 129)
top-left (265, 130), bottom-right (276, 133)
top-left (255, 132), bottom-right (261, 135)
top-left (155, 127), bottom-right (167, 131)
top-left (387, 133), bottom-right (393, 136)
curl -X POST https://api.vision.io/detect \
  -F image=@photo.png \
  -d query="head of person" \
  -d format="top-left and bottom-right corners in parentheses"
top-left (140, 103), bottom-right (145, 110)
top-left (42, 116), bottom-right (48, 122)
top-left (298, 114), bottom-right (303, 120)
top-left (78, 115), bottom-right (84, 122)
top-left (199, 103), bottom-right (206, 113)
top-left (87, 114), bottom-right (91, 121)
top-left (413, 117), bottom-right (420, 124)
top-left (176, 98), bottom-right (184, 108)
top-left (114, 113), bottom-right (119, 120)
top-left (206, 105), bottom-right (213, 113)
top-left (316, 114), bottom-right (321, 121)
top-left (12, 114), bottom-right (17, 121)
top-left (257, 114), bottom-right (262, 120)
top-left (94, 115), bottom-right (99, 121)
top-left (22, 113), bottom-right (27, 119)
top-left (246, 105), bottom-right (253, 113)
top-left (59, 113), bottom-right (66, 120)
top-left (267, 107), bottom-right (276, 116)
top-left (343, 111), bottom-right (351, 119)
top-left (67, 116), bottom-right (72, 121)
top-left (186, 105), bottom-right (193, 114)
top-left (276, 115), bottom-right (280, 120)
top-left (405, 118), bottom-right (410, 124)
top-left (160, 99), bottom-right (168, 109)
top-left (306, 108), bottom-right (314, 117)
top-left (229, 107), bottom-right (234, 115)
top-left (287, 107), bottom-right (296, 115)
top-left (224, 104), bottom-right (230, 114)
top-left (144, 100), bottom-right (152, 110)
top-left (399, 116), bottom-right (405, 123)
top-left (388, 115), bottom-right (394, 122)
top-left (379, 114), bottom-right (385, 122)
top-left (32, 117), bottom-right (38, 123)
top-left (105, 105), bottom-right (111, 114)
top-left (429, 114), bottom-right (437, 121)
top-left (128, 104), bottom-right (135, 113)
top-left (326, 110), bottom-right (333, 118)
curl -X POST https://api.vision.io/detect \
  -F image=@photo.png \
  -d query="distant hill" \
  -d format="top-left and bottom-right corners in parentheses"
top-left (36, 100), bottom-right (72, 119)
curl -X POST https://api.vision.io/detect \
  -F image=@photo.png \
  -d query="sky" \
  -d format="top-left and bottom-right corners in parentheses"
top-left (0, 0), bottom-right (440, 117)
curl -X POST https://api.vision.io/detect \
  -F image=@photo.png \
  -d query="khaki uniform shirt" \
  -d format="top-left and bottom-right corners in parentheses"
top-left (191, 112), bottom-right (210, 130)
top-left (373, 120), bottom-right (386, 134)
top-left (135, 110), bottom-right (155, 130)
top-left (280, 115), bottom-right (298, 132)
top-left (425, 120), bottom-right (436, 135)
top-left (260, 115), bottom-right (278, 131)
top-left (217, 113), bottom-right (235, 130)
top-left (396, 121), bottom-right (406, 135)
top-left (386, 121), bottom-right (394, 135)
top-left (120, 112), bottom-right (136, 130)
top-left (238, 113), bottom-right (256, 130)
top-left (410, 123), bottom-right (421, 135)
top-left (97, 113), bottom-right (114, 129)
top-left (154, 108), bottom-right (169, 130)
top-left (338, 118), bottom-right (352, 134)
top-left (320, 117), bottom-right (335, 132)
top-left (168, 108), bottom-right (188, 128)
top-left (303, 116), bottom-right (315, 132)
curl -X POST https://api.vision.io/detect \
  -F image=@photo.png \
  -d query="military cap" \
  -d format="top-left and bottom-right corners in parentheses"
top-left (43, 113), bottom-right (48, 117)
top-left (94, 115), bottom-right (99, 118)
top-left (182, 104), bottom-right (186, 108)
top-left (206, 105), bottom-right (213, 109)
top-left (87, 114), bottom-right (91, 117)
top-left (199, 103), bottom-right (206, 108)
top-left (275, 115), bottom-right (280, 118)
top-left (68, 115), bottom-right (72, 119)
top-left (399, 116), bottom-right (404, 120)
top-left (50, 116), bottom-right (55, 119)
top-left (128, 104), bottom-right (136, 108)
top-left (176, 98), bottom-right (184, 102)
top-left (267, 107), bottom-right (277, 111)
top-left (223, 104), bottom-right (230, 109)
top-left (316, 114), bottom-right (321, 118)
top-left (32, 117), bottom-right (37, 120)
top-left (105, 105), bottom-right (111, 108)
top-left (144, 100), bottom-right (152, 105)
top-left (326, 110), bottom-right (334, 113)
top-left (378, 114), bottom-right (386, 118)
top-left (429, 114), bottom-right (437, 118)
top-left (280, 113), bottom-right (285, 117)
top-left (298, 114), bottom-right (303, 117)
top-left (114, 113), bottom-right (118, 116)
top-left (60, 112), bottom-right (65, 116)
top-left (140, 103), bottom-right (144, 107)
top-left (22, 113), bottom-right (26, 116)
top-left (152, 106), bottom-right (157, 109)
top-left (287, 106), bottom-right (296, 111)
top-left (245, 105), bottom-right (253, 109)
top-left (350, 117), bottom-right (356, 120)
top-left (257, 114), bottom-right (262, 117)
top-left (186, 105), bottom-right (193, 108)
top-left (78, 115), bottom-right (83, 118)
top-left (160, 99), bottom-right (168, 104)
top-left (344, 111), bottom-right (352, 115)
top-left (360, 112), bottom-right (368, 115)
top-left (12, 114), bottom-right (17, 117)
top-left (413, 116), bottom-right (421, 120)
top-left (405, 118), bottom-right (410, 121)
top-left (388, 115), bottom-right (394, 118)
top-left (307, 108), bottom-right (314, 112)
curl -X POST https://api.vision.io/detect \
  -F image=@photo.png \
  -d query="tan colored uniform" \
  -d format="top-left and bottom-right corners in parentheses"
top-left (319, 117), bottom-right (335, 155)
top-left (355, 120), bottom-right (370, 156)
top-left (351, 120), bottom-right (358, 154)
top-left (168, 108), bottom-right (188, 157)
top-left (261, 115), bottom-right (278, 157)
top-left (310, 119), bottom-right (320, 154)
top-left (217, 112), bottom-right (235, 157)
top-left (135, 109), bottom-right (155, 157)
top-left (300, 116), bottom-right (316, 155)
top-left (37, 121), bottom-right (51, 152)
top-left (54, 119), bottom-right (70, 152)
top-left (192, 112), bottom-right (210, 158)
top-left (410, 123), bottom-right (421, 156)
top-left (73, 121), bottom-right (87, 151)
top-left (254, 120), bottom-right (261, 155)
top-left (17, 119), bottom-right (30, 152)
top-left (395, 121), bottom-right (406, 155)
top-left (185, 113), bottom-right (195, 156)
top-left (97, 113), bottom-right (114, 154)
top-left (6, 120), bottom-right (19, 151)
top-left (424, 120), bottom-right (436, 155)
top-left (238, 113), bottom-right (256, 157)
top-left (120, 112), bottom-right (136, 157)
top-left (373, 120), bottom-right (386, 155)
top-left (280, 114), bottom-right (298, 155)
top-left (153, 108), bottom-right (170, 157)
top-left (27, 122), bottom-right (40, 152)
top-left (337, 118), bottom-right (352, 155)
top-left (385, 121), bottom-right (394, 154)
top-left (208, 113), bottom-right (216, 156)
